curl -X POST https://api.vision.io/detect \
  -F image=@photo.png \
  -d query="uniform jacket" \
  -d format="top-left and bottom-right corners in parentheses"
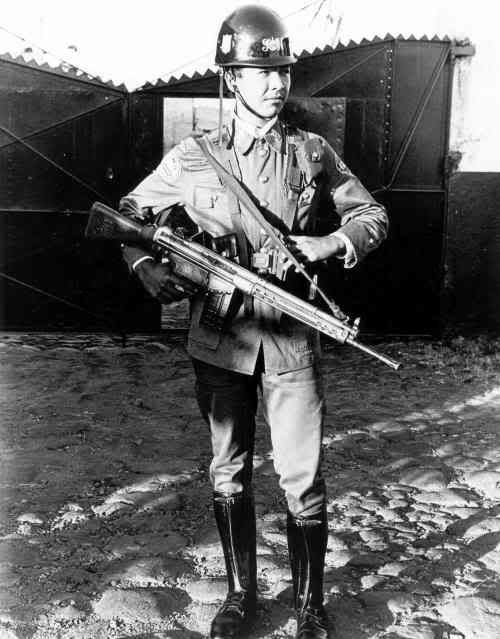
top-left (121, 118), bottom-right (388, 375)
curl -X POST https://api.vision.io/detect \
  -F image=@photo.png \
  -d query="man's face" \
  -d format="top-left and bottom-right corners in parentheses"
top-left (230, 66), bottom-right (291, 119)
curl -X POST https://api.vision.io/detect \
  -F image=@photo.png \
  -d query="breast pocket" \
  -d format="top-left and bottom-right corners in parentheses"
top-left (194, 185), bottom-right (225, 210)
top-left (191, 185), bottom-right (231, 235)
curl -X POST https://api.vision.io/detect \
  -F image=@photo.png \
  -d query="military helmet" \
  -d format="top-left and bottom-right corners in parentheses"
top-left (215, 4), bottom-right (297, 67)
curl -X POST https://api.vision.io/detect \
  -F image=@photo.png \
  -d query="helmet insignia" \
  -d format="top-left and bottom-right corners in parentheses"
top-left (262, 37), bottom-right (281, 53)
top-left (221, 34), bottom-right (232, 55)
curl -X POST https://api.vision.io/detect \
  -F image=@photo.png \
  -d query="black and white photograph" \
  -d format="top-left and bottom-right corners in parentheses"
top-left (0, 1), bottom-right (499, 637)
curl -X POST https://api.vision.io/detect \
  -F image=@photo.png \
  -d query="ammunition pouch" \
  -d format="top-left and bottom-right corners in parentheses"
top-left (154, 204), bottom-right (198, 237)
top-left (192, 230), bottom-right (241, 263)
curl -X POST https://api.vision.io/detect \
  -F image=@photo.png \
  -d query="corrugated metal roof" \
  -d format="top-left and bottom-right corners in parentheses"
top-left (139, 34), bottom-right (452, 91)
top-left (0, 50), bottom-right (127, 92)
top-left (0, 33), bottom-right (456, 94)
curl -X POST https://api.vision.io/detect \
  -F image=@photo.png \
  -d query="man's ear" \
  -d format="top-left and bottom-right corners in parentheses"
top-left (224, 69), bottom-right (236, 94)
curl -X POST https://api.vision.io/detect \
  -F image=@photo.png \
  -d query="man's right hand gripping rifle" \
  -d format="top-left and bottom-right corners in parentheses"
top-left (135, 257), bottom-right (200, 304)
top-left (121, 202), bottom-right (200, 305)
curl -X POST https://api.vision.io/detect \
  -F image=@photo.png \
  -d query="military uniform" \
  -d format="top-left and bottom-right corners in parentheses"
top-left (121, 116), bottom-right (387, 516)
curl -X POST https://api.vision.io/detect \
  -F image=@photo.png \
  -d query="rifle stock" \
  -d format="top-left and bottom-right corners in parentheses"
top-left (86, 202), bottom-right (401, 370)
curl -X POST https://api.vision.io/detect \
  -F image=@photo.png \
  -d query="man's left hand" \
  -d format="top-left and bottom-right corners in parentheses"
top-left (286, 234), bottom-right (346, 263)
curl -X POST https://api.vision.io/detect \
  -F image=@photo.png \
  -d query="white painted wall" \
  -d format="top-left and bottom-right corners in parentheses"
top-left (447, 36), bottom-right (498, 172)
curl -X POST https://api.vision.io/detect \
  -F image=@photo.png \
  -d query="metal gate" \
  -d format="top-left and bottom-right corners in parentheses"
top-left (0, 54), bottom-right (159, 331)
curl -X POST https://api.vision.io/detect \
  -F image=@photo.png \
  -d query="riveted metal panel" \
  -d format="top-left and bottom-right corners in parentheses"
top-left (282, 97), bottom-right (346, 155)
top-left (343, 98), bottom-right (386, 190)
top-left (388, 40), bottom-right (452, 189)
top-left (126, 93), bottom-right (164, 192)
top-left (293, 44), bottom-right (389, 100)
top-left (0, 58), bottom-right (128, 212)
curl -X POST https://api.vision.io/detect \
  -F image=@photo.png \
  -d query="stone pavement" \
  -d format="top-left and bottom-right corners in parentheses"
top-left (0, 333), bottom-right (499, 639)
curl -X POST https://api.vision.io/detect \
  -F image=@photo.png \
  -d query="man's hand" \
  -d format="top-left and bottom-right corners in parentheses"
top-left (286, 234), bottom-right (346, 263)
top-left (135, 260), bottom-right (199, 304)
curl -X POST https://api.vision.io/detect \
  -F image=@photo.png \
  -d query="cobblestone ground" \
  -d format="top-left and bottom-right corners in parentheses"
top-left (0, 333), bottom-right (499, 639)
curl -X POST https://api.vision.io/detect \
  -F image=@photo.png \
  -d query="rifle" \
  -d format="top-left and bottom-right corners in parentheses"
top-left (85, 202), bottom-right (401, 370)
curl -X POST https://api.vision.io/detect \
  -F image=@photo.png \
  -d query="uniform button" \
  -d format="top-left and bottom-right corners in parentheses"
top-left (260, 175), bottom-right (269, 183)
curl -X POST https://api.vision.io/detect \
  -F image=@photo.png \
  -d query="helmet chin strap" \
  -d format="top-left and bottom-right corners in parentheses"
top-left (218, 69), bottom-right (224, 146)
top-left (233, 85), bottom-right (274, 123)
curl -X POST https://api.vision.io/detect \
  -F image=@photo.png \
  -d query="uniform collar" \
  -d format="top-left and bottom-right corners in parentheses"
top-left (229, 113), bottom-right (285, 155)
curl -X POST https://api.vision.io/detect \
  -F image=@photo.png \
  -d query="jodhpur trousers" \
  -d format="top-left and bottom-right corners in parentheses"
top-left (192, 357), bottom-right (326, 517)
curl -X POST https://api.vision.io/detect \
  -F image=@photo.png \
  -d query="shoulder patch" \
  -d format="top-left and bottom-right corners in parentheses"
top-left (333, 151), bottom-right (351, 175)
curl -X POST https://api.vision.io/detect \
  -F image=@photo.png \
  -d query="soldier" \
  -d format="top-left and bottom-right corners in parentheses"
top-left (120, 5), bottom-right (388, 638)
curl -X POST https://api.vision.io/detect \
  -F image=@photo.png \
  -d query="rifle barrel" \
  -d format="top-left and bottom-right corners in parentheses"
top-left (346, 337), bottom-right (401, 370)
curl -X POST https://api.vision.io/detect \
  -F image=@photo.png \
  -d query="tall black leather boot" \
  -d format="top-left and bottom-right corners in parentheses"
top-left (287, 508), bottom-right (330, 639)
top-left (210, 492), bottom-right (257, 639)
